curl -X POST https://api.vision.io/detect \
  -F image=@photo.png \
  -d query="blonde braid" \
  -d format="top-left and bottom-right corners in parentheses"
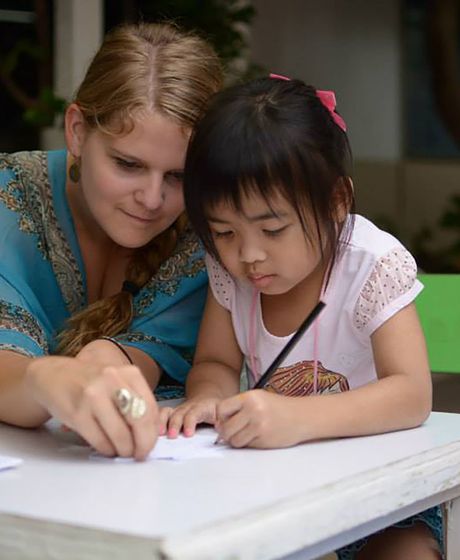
top-left (56, 215), bottom-right (188, 356)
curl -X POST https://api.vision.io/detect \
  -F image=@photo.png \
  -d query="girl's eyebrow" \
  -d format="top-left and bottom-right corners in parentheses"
top-left (208, 211), bottom-right (288, 224)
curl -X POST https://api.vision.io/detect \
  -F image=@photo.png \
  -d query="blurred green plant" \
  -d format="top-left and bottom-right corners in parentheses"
top-left (22, 87), bottom-right (66, 127)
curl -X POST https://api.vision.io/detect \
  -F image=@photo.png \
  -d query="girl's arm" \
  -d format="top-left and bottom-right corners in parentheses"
top-left (187, 289), bottom-right (243, 398)
top-left (216, 303), bottom-right (432, 448)
top-left (162, 288), bottom-right (243, 436)
top-left (294, 302), bottom-right (431, 440)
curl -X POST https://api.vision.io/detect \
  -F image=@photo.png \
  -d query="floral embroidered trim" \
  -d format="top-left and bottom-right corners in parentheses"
top-left (135, 227), bottom-right (205, 311)
top-left (155, 386), bottom-right (185, 401)
top-left (116, 332), bottom-right (194, 365)
top-left (0, 299), bottom-right (48, 352)
top-left (354, 247), bottom-right (417, 331)
top-left (0, 343), bottom-right (36, 357)
top-left (115, 332), bottom-right (167, 346)
top-left (0, 151), bottom-right (84, 314)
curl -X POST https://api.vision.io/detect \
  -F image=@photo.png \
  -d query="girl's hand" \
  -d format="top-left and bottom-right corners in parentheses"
top-left (160, 397), bottom-right (222, 438)
top-left (25, 356), bottom-right (159, 460)
top-left (215, 390), bottom-right (301, 449)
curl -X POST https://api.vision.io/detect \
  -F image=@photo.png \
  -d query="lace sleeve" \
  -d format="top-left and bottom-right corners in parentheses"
top-left (354, 246), bottom-right (419, 333)
top-left (205, 253), bottom-right (235, 310)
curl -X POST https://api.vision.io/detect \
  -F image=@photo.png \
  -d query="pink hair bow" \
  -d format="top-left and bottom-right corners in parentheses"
top-left (316, 90), bottom-right (347, 132)
top-left (269, 73), bottom-right (347, 132)
top-left (269, 73), bottom-right (290, 81)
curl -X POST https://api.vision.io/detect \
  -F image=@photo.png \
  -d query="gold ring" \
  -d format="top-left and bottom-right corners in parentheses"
top-left (114, 388), bottom-right (147, 420)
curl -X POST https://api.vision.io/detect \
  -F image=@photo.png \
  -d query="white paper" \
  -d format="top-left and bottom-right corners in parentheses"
top-left (91, 429), bottom-right (226, 463)
top-left (0, 454), bottom-right (22, 471)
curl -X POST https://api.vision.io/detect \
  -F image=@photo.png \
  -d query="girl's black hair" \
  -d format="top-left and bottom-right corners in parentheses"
top-left (184, 77), bottom-right (355, 271)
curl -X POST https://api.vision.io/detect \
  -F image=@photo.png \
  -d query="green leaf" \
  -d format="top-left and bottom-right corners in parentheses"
top-left (23, 88), bottom-right (66, 127)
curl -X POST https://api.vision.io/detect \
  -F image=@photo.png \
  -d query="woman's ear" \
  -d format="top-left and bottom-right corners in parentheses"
top-left (332, 177), bottom-right (354, 223)
top-left (64, 103), bottom-right (87, 157)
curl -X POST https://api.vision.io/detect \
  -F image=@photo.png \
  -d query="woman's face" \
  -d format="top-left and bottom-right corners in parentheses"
top-left (67, 106), bottom-right (189, 249)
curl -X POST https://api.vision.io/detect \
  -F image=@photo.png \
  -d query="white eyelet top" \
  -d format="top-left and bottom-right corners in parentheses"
top-left (206, 215), bottom-right (422, 391)
top-left (354, 246), bottom-right (418, 331)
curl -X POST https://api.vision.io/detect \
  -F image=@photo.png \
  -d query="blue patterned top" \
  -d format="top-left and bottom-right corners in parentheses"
top-left (0, 150), bottom-right (207, 384)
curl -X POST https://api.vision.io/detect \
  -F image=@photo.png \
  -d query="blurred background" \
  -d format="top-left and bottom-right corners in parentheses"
top-left (1, 0), bottom-right (459, 414)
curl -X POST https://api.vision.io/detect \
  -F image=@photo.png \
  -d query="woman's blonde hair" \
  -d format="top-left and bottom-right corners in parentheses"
top-left (57, 22), bottom-right (222, 356)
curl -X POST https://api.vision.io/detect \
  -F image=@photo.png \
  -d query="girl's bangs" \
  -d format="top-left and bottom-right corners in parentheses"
top-left (200, 126), bottom-right (302, 215)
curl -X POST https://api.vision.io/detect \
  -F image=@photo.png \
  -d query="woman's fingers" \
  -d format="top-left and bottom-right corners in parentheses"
top-left (90, 389), bottom-right (135, 457)
top-left (72, 365), bottom-right (157, 460)
top-left (106, 366), bottom-right (159, 461)
top-left (70, 366), bottom-right (135, 457)
top-left (123, 398), bottom-right (159, 462)
top-left (69, 411), bottom-right (117, 457)
top-left (26, 357), bottom-right (159, 460)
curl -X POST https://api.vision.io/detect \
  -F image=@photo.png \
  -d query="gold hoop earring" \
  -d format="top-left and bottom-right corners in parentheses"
top-left (69, 160), bottom-right (81, 183)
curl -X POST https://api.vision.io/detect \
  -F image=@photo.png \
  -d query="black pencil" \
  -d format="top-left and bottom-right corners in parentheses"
top-left (253, 300), bottom-right (326, 389)
top-left (214, 300), bottom-right (326, 444)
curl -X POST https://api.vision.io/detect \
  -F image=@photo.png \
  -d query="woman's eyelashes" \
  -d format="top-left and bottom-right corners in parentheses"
top-left (113, 156), bottom-right (143, 172)
top-left (112, 157), bottom-right (184, 185)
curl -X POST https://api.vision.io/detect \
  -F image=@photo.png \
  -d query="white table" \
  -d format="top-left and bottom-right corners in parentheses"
top-left (1, 412), bottom-right (460, 560)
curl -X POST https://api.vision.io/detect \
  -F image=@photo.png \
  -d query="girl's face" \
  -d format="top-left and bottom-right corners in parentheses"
top-left (207, 191), bottom-right (326, 295)
top-left (66, 105), bottom-right (189, 249)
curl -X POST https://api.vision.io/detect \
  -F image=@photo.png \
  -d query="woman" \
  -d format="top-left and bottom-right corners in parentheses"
top-left (0, 22), bottom-right (222, 460)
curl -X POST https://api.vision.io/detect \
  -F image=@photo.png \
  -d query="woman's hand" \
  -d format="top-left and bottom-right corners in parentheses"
top-left (25, 355), bottom-right (159, 460)
top-left (215, 390), bottom-right (301, 449)
top-left (160, 396), bottom-right (222, 438)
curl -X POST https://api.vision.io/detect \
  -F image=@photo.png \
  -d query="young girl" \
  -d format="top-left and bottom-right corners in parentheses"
top-left (162, 76), bottom-right (442, 559)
